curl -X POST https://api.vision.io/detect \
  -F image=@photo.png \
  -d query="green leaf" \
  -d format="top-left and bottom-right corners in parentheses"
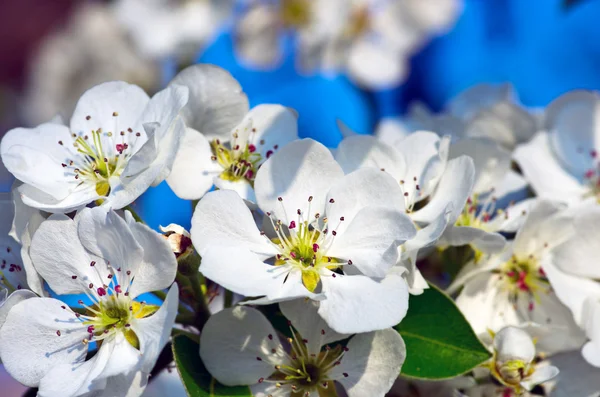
top-left (172, 335), bottom-right (252, 397)
top-left (395, 283), bottom-right (492, 379)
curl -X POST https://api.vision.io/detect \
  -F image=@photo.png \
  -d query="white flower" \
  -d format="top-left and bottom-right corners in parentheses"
top-left (541, 207), bottom-right (600, 367)
top-left (200, 300), bottom-right (406, 397)
top-left (335, 130), bottom-right (474, 293)
top-left (166, 64), bottom-right (298, 202)
top-left (22, 3), bottom-right (160, 126)
top-left (114, 0), bottom-right (234, 59)
top-left (488, 327), bottom-right (559, 393)
top-left (450, 201), bottom-right (586, 355)
top-left (192, 139), bottom-right (416, 333)
top-left (2, 81), bottom-right (189, 213)
top-left (236, 0), bottom-right (461, 88)
top-left (514, 90), bottom-right (600, 207)
top-left (0, 207), bottom-right (179, 397)
top-left (381, 83), bottom-right (538, 150)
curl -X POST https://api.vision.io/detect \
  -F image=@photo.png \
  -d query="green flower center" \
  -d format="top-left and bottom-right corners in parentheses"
top-left (281, 0), bottom-right (312, 28)
top-left (211, 138), bottom-right (262, 183)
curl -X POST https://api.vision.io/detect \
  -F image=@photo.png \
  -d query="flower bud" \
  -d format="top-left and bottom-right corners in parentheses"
top-left (160, 224), bottom-right (193, 259)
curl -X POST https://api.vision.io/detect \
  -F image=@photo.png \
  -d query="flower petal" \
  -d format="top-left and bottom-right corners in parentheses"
top-left (30, 214), bottom-right (103, 295)
top-left (0, 289), bottom-right (36, 329)
top-left (521, 365), bottom-right (559, 391)
top-left (255, 139), bottom-right (344, 224)
top-left (132, 284), bottom-right (178, 372)
top-left (0, 297), bottom-right (88, 387)
top-left (243, 104), bottom-right (298, 158)
top-left (191, 190), bottom-right (276, 259)
top-left (319, 273), bottom-right (409, 333)
top-left (327, 206), bottom-right (416, 278)
top-left (200, 306), bottom-right (283, 386)
top-left (347, 39), bottom-right (407, 89)
top-left (18, 183), bottom-right (100, 214)
top-left (166, 128), bottom-right (221, 200)
top-left (440, 226), bottom-right (506, 254)
top-left (334, 329), bottom-right (406, 397)
top-left (493, 326), bottom-right (535, 363)
top-left (213, 177), bottom-right (256, 204)
top-left (514, 132), bottom-right (586, 204)
top-left (169, 64), bottom-right (249, 140)
top-left (412, 156), bottom-right (475, 225)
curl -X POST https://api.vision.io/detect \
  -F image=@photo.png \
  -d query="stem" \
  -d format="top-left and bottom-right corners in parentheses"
top-left (124, 204), bottom-right (145, 224)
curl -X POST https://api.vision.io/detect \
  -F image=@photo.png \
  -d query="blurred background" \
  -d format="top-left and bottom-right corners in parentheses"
top-left (1, 0), bottom-right (600, 394)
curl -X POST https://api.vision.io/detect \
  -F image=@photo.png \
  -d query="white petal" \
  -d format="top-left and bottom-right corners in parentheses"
top-left (334, 329), bottom-right (406, 397)
top-left (77, 207), bottom-right (144, 288)
top-left (514, 133), bottom-right (586, 204)
top-left (0, 289), bottom-right (36, 329)
top-left (1, 123), bottom-right (75, 201)
top-left (254, 139), bottom-right (344, 224)
top-left (96, 333), bottom-right (142, 380)
top-left (496, 198), bottom-right (536, 233)
top-left (491, 170), bottom-right (528, 205)
top-left (0, 297), bottom-right (88, 387)
top-left (327, 206), bottom-right (416, 277)
top-left (412, 156), bottom-right (475, 225)
top-left (521, 365), bottom-right (559, 390)
top-left (279, 299), bottom-right (348, 355)
top-left (440, 226), bottom-right (506, 254)
top-left (250, 382), bottom-right (291, 397)
top-left (100, 371), bottom-right (148, 397)
top-left (169, 64), bottom-right (249, 140)
top-left (166, 128), bottom-right (221, 200)
top-left (447, 83), bottom-right (512, 120)
top-left (337, 119), bottom-right (359, 138)
top-left (70, 82), bottom-right (149, 144)
top-left (319, 273), bottom-right (409, 333)
top-left (347, 39), bottom-right (407, 89)
top-left (545, 90), bottom-right (600, 177)
top-left (191, 190), bottom-right (276, 259)
top-left (493, 326), bottom-right (535, 363)
top-left (18, 183), bottom-right (100, 214)
top-left (200, 306), bottom-right (283, 386)
top-left (132, 284), bottom-right (178, 372)
top-left (235, 4), bottom-right (282, 67)
top-left (30, 214), bottom-right (102, 295)
top-left (213, 177), bottom-right (256, 203)
top-left (449, 138), bottom-right (511, 194)
top-left (335, 134), bottom-right (405, 177)
top-left (243, 104), bottom-right (298, 158)
top-left (199, 245), bottom-right (289, 299)
top-left (8, 183), bottom-right (43, 243)
top-left (582, 340), bottom-right (600, 368)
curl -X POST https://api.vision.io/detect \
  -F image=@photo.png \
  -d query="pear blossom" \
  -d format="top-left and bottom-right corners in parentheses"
top-left (2, 81), bottom-right (189, 213)
top-left (486, 327), bottom-right (559, 394)
top-left (0, 207), bottom-right (179, 396)
top-left (200, 300), bottom-right (406, 397)
top-left (235, 0), bottom-right (461, 88)
top-left (22, 3), bottom-right (160, 126)
top-left (514, 90), bottom-right (600, 207)
top-left (335, 130), bottom-right (474, 293)
top-left (541, 207), bottom-right (600, 367)
top-left (379, 83), bottom-right (538, 150)
top-left (192, 138), bottom-right (416, 333)
top-left (449, 200), bottom-right (586, 355)
top-left (166, 64), bottom-right (298, 202)
top-left (114, 0), bottom-right (235, 59)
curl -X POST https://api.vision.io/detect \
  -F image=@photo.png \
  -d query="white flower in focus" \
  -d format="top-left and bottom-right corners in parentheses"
top-left (515, 91), bottom-right (600, 207)
top-left (450, 201), bottom-right (586, 355)
top-left (192, 139), bottom-right (416, 333)
top-left (200, 300), bottom-right (406, 397)
top-left (487, 327), bottom-right (559, 393)
top-left (166, 65), bottom-right (298, 202)
top-left (114, 0), bottom-right (234, 59)
top-left (2, 81), bottom-right (189, 212)
top-left (22, 3), bottom-right (160, 126)
top-left (335, 130), bottom-right (474, 294)
top-left (0, 207), bottom-right (179, 397)
top-left (541, 207), bottom-right (600, 367)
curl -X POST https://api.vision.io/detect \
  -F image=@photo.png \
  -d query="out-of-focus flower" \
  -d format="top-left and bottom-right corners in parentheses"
top-left (0, 207), bottom-right (178, 397)
top-left (515, 90), bottom-right (600, 208)
top-left (236, 0), bottom-right (462, 88)
top-left (114, 0), bottom-right (234, 59)
top-left (166, 65), bottom-right (298, 203)
top-left (2, 81), bottom-right (188, 212)
top-left (192, 139), bottom-right (416, 333)
top-left (542, 207), bottom-right (600, 368)
top-left (388, 376), bottom-right (476, 397)
top-left (22, 3), bottom-right (160, 126)
top-left (449, 200), bottom-right (586, 355)
top-left (382, 83), bottom-right (538, 150)
top-left (200, 300), bottom-right (406, 396)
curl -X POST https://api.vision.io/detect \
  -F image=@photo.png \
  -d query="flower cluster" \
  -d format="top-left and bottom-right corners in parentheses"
top-left (1, 63), bottom-right (600, 397)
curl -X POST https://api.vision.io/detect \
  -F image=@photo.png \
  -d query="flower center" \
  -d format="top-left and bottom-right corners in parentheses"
top-left (265, 196), bottom-right (348, 293)
top-left (498, 255), bottom-right (549, 310)
top-left (280, 0), bottom-right (311, 28)
top-left (456, 194), bottom-right (499, 230)
top-left (210, 138), bottom-right (262, 183)
top-left (344, 6), bottom-right (370, 38)
top-left (583, 168), bottom-right (600, 203)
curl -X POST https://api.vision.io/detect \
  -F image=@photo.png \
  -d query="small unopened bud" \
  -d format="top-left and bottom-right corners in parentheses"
top-left (160, 224), bottom-right (193, 258)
